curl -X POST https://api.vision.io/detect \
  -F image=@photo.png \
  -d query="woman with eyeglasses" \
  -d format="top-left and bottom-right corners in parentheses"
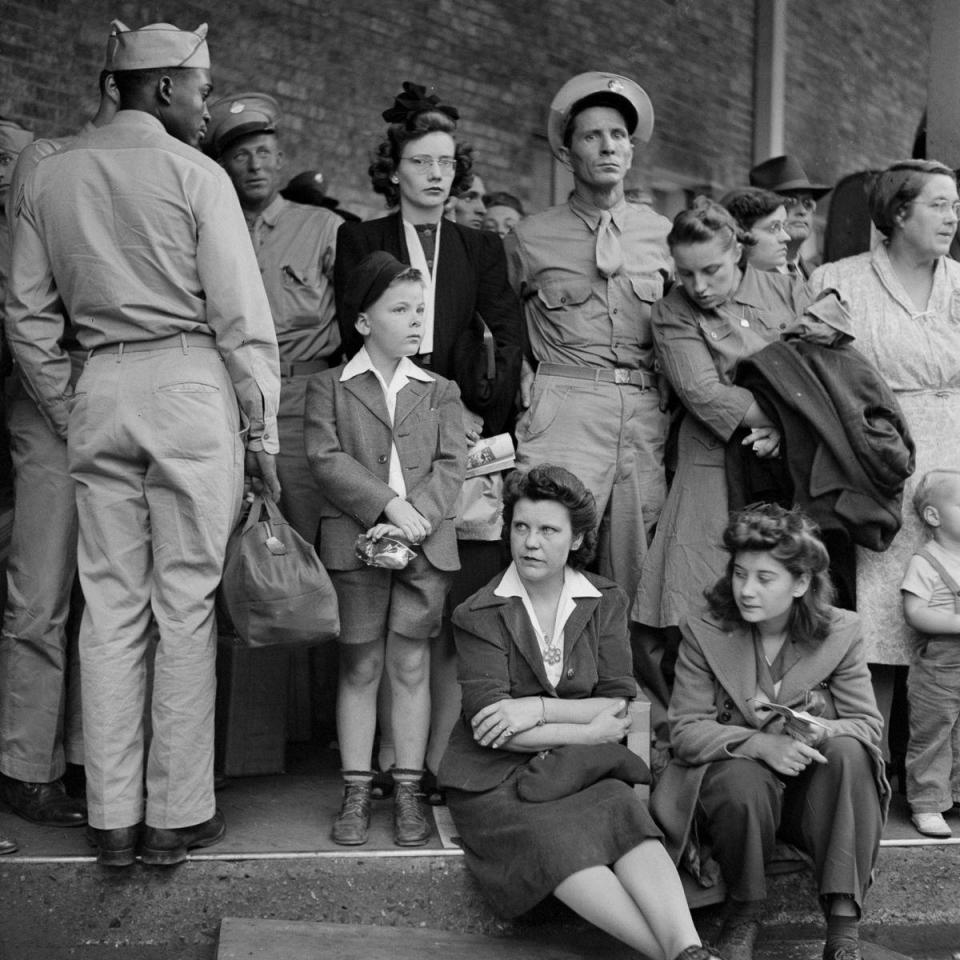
top-left (332, 82), bottom-right (523, 815)
top-left (720, 187), bottom-right (792, 274)
top-left (809, 159), bottom-right (960, 769)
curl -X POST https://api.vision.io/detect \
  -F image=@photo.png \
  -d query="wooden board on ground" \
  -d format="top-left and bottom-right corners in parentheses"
top-left (216, 918), bottom-right (637, 960)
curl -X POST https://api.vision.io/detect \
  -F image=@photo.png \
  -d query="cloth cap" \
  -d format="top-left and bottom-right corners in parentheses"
top-left (281, 169), bottom-right (326, 203)
top-left (342, 251), bottom-right (420, 331)
top-left (204, 92), bottom-right (280, 159)
top-left (749, 154), bottom-right (831, 198)
top-left (107, 20), bottom-right (210, 72)
top-left (547, 72), bottom-right (654, 160)
top-left (0, 118), bottom-right (34, 156)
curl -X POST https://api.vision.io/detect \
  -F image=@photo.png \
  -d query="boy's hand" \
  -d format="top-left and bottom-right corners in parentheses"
top-left (366, 522), bottom-right (405, 542)
top-left (384, 497), bottom-right (431, 543)
top-left (244, 450), bottom-right (281, 502)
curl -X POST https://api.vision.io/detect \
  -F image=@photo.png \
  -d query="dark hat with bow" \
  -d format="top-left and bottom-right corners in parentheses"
top-left (382, 81), bottom-right (459, 126)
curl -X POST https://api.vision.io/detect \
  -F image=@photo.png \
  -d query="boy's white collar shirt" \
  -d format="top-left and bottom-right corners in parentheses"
top-left (340, 346), bottom-right (433, 497)
top-left (495, 561), bottom-right (601, 688)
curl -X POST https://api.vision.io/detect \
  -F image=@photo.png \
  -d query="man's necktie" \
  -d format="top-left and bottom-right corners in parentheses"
top-left (596, 209), bottom-right (622, 278)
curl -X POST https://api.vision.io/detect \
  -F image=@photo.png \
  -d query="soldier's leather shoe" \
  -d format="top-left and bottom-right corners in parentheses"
top-left (140, 810), bottom-right (226, 866)
top-left (86, 824), bottom-right (142, 867)
top-left (0, 833), bottom-right (17, 855)
top-left (0, 775), bottom-right (87, 826)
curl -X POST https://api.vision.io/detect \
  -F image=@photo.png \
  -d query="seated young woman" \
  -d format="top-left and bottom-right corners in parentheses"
top-left (439, 464), bottom-right (726, 960)
top-left (653, 504), bottom-right (888, 960)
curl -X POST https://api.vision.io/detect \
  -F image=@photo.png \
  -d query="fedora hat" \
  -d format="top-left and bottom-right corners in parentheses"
top-left (749, 154), bottom-right (831, 198)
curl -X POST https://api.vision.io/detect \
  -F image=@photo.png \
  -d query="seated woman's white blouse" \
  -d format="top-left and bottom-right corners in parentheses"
top-left (494, 562), bottom-right (602, 688)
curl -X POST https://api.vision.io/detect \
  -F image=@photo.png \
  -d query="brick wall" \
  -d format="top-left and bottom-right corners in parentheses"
top-left (0, 0), bottom-right (933, 218)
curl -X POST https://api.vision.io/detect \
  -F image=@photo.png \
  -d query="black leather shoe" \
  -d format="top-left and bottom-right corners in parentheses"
top-left (140, 809), bottom-right (226, 866)
top-left (331, 782), bottom-right (372, 845)
top-left (0, 833), bottom-right (17, 855)
top-left (86, 824), bottom-right (141, 867)
top-left (393, 781), bottom-right (431, 846)
top-left (0, 775), bottom-right (87, 826)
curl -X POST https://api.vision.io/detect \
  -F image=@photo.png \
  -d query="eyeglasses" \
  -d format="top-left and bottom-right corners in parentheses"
top-left (784, 196), bottom-right (817, 212)
top-left (914, 199), bottom-right (960, 218)
top-left (757, 220), bottom-right (788, 236)
top-left (403, 155), bottom-right (456, 173)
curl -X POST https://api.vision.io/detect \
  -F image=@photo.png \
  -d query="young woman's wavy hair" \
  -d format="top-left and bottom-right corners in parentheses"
top-left (704, 503), bottom-right (835, 644)
top-left (368, 110), bottom-right (474, 208)
top-left (667, 195), bottom-right (740, 252)
top-left (501, 464), bottom-right (598, 570)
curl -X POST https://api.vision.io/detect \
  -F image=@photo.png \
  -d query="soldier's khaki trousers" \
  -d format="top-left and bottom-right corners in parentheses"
top-left (68, 343), bottom-right (243, 830)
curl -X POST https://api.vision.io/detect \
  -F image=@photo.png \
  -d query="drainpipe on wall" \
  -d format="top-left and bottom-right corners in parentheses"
top-left (753, 0), bottom-right (786, 166)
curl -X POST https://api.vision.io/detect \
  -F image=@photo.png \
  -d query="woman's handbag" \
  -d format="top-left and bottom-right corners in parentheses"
top-left (218, 495), bottom-right (340, 647)
top-left (516, 743), bottom-right (650, 802)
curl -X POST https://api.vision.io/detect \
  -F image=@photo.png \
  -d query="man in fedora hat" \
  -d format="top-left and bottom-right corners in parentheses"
top-left (750, 154), bottom-right (832, 278)
top-left (6, 19), bottom-right (280, 867)
top-left (506, 71), bottom-right (672, 600)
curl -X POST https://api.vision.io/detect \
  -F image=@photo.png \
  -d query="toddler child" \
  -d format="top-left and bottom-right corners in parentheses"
top-left (305, 251), bottom-right (465, 847)
top-left (900, 468), bottom-right (960, 837)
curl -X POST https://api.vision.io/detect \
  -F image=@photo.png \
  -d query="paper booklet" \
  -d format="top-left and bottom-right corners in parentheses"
top-left (748, 697), bottom-right (830, 746)
top-left (465, 433), bottom-right (516, 479)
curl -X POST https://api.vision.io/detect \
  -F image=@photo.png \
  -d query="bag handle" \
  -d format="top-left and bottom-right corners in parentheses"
top-left (240, 494), bottom-right (286, 534)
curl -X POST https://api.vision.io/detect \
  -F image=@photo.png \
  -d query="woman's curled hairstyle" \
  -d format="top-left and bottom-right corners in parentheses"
top-left (705, 503), bottom-right (836, 644)
top-left (501, 464), bottom-right (598, 569)
top-left (369, 109), bottom-right (474, 208)
top-left (667, 195), bottom-right (740, 252)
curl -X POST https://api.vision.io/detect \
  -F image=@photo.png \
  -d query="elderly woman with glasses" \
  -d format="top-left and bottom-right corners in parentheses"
top-left (809, 159), bottom-right (960, 777)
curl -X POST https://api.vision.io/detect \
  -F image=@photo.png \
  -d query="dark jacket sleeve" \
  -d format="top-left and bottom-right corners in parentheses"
top-left (453, 603), bottom-right (516, 722)
top-left (593, 584), bottom-right (637, 699)
top-left (471, 229), bottom-right (523, 434)
top-left (333, 220), bottom-right (373, 360)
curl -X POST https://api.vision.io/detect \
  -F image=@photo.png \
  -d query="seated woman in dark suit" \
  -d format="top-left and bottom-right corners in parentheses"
top-left (440, 464), bottom-right (725, 960)
top-left (653, 505), bottom-right (887, 960)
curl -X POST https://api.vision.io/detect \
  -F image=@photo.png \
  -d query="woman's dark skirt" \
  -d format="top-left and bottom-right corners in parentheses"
top-left (447, 771), bottom-right (661, 918)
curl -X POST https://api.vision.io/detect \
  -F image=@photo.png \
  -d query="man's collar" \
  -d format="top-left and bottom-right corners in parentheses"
top-left (246, 193), bottom-right (284, 228)
top-left (568, 191), bottom-right (629, 231)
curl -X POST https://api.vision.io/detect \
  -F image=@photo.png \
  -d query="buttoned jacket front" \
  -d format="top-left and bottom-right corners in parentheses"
top-left (438, 571), bottom-right (636, 793)
top-left (304, 365), bottom-right (465, 571)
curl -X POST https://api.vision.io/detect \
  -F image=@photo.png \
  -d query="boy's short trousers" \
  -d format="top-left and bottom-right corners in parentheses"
top-left (331, 552), bottom-right (453, 644)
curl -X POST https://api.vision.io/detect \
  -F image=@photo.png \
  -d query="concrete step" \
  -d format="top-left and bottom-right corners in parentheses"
top-left (1, 844), bottom-right (959, 959)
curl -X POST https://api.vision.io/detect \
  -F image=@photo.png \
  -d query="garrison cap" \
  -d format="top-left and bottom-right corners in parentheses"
top-left (203, 92), bottom-right (281, 159)
top-left (749, 155), bottom-right (831, 199)
top-left (0, 118), bottom-right (34, 156)
top-left (107, 20), bottom-right (210, 72)
top-left (547, 72), bottom-right (654, 160)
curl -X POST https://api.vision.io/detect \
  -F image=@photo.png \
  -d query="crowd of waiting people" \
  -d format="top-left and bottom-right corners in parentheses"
top-left (2, 16), bottom-right (960, 960)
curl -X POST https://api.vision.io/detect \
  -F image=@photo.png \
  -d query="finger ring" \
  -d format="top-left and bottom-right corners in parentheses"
top-left (504, 728), bottom-right (513, 736)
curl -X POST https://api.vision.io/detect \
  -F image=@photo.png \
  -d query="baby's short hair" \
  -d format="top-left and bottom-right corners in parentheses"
top-left (913, 469), bottom-right (960, 524)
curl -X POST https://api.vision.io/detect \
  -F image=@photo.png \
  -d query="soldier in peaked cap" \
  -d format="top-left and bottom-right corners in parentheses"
top-left (0, 29), bottom-right (123, 839)
top-left (750, 154), bottom-right (832, 278)
top-left (205, 91), bottom-right (341, 546)
top-left (5, 19), bottom-right (281, 867)
top-left (506, 71), bottom-right (671, 602)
